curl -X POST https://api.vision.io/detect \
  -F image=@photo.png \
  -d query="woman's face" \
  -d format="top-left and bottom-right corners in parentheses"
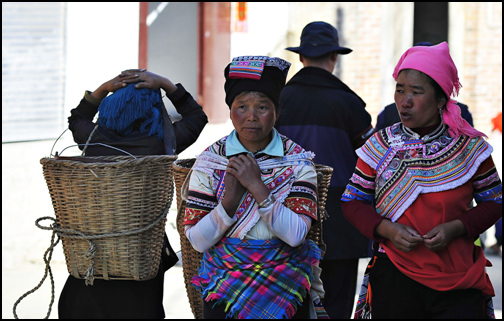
top-left (394, 69), bottom-right (446, 129)
top-left (230, 91), bottom-right (276, 152)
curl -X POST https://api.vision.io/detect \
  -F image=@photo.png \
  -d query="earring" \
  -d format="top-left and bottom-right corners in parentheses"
top-left (439, 108), bottom-right (444, 123)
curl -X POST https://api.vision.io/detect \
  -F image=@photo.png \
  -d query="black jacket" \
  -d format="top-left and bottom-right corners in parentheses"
top-left (275, 67), bottom-right (373, 260)
top-left (68, 83), bottom-right (208, 156)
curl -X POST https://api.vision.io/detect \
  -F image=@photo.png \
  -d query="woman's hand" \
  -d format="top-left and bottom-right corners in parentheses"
top-left (422, 220), bottom-right (466, 251)
top-left (226, 154), bottom-right (270, 208)
top-left (120, 69), bottom-right (177, 94)
top-left (90, 72), bottom-right (140, 100)
top-left (376, 219), bottom-right (424, 252)
top-left (227, 154), bottom-right (262, 189)
top-left (221, 171), bottom-right (246, 217)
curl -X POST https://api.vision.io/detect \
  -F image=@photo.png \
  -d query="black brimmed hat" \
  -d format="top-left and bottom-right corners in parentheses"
top-left (286, 21), bottom-right (352, 57)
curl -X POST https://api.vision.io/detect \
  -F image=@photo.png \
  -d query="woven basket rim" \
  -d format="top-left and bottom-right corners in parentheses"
top-left (173, 158), bottom-right (196, 166)
top-left (40, 154), bottom-right (178, 167)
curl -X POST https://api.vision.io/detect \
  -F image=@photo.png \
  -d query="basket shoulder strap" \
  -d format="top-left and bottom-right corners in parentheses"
top-left (181, 169), bottom-right (192, 201)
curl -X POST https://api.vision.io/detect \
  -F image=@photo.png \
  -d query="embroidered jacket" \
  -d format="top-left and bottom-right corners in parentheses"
top-left (342, 123), bottom-right (500, 221)
top-left (184, 132), bottom-right (318, 240)
top-left (342, 123), bottom-right (502, 296)
top-left (184, 132), bottom-right (322, 318)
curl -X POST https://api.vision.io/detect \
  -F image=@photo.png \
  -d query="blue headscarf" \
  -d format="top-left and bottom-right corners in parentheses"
top-left (97, 83), bottom-right (165, 141)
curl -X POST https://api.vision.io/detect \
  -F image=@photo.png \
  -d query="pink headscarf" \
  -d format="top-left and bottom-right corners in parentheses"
top-left (393, 42), bottom-right (486, 138)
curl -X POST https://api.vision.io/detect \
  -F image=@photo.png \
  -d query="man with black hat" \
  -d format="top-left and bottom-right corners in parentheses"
top-left (275, 21), bottom-right (374, 319)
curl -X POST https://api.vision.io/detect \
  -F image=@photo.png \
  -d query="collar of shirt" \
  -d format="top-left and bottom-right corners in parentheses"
top-left (225, 128), bottom-right (284, 157)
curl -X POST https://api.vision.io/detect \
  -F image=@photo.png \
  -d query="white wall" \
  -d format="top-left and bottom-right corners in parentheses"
top-left (64, 3), bottom-right (139, 117)
top-left (230, 2), bottom-right (289, 59)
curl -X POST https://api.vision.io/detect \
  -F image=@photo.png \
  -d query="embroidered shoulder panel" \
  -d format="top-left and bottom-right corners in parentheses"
top-left (357, 124), bottom-right (493, 221)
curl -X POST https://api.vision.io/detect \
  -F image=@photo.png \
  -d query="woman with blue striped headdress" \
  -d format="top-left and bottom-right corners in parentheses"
top-left (61, 69), bottom-right (207, 318)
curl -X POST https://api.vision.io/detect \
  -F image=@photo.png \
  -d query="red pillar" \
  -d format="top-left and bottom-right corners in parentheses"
top-left (199, 2), bottom-right (231, 124)
top-left (139, 2), bottom-right (148, 69)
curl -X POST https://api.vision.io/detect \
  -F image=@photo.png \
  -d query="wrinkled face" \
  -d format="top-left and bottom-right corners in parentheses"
top-left (394, 69), bottom-right (446, 129)
top-left (230, 91), bottom-right (276, 152)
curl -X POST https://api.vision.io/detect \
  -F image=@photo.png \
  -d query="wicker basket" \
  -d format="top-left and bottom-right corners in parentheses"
top-left (40, 155), bottom-right (178, 282)
top-left (173, 158), bottom-right (333, 319)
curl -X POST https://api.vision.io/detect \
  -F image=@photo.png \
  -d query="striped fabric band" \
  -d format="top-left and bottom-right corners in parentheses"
top-left (229, 57), bottom-right (266, 80)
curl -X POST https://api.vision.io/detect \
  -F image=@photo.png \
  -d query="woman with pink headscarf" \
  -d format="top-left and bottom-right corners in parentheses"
top-left (341, 42), bottom-right (502, 318)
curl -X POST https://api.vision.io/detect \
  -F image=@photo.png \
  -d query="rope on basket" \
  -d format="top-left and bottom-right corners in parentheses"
top-left (40, 189), bottom-right (172, 285)
top-left (12, 223), bottom-right (60, 319)
top-left (12, 181), bottom-right (173, 319)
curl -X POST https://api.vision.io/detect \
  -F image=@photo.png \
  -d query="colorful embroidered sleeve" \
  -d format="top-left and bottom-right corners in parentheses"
top-left (341, 158), bottom-right (376, 205)
top-left (472, 156), bottom-right (502, 205)
top-left (457, 156), bottom-right (502, 240)
top-left (283, 164), bottom-right (318, 220)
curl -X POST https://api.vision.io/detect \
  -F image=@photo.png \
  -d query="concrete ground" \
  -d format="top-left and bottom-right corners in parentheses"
top-left (3, 122), bottom-right (502, 319)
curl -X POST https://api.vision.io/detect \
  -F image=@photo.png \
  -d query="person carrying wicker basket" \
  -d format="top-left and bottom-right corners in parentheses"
top-left (183, 56), bottom-right (325, 319)
top-left (59, 70), bottom-right (208, 318)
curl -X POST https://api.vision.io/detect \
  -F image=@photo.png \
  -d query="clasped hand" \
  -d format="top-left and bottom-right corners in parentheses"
top-left (221, 153), bottom-right (269, 216)
top-left (99, 68), bottom-right (176, 94)
top-left (378, 219), bottom-right (465, 252)
top-left (226, 153), bottom-right (263, 190)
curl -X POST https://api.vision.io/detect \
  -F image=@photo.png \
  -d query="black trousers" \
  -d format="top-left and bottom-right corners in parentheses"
top-left (319, 258), bottom-right (359, 319)
top-left (58, 269), bottom-right (165, 319)
top-left (369, 252), bottom-right (486, 319)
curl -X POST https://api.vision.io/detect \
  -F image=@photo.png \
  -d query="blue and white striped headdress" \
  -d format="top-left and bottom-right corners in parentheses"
top-left (97, 82), bottom-right (164, 141)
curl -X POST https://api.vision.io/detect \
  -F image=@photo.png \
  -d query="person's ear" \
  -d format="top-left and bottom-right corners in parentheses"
top-left (332, 52), bottom-right (339, 64)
